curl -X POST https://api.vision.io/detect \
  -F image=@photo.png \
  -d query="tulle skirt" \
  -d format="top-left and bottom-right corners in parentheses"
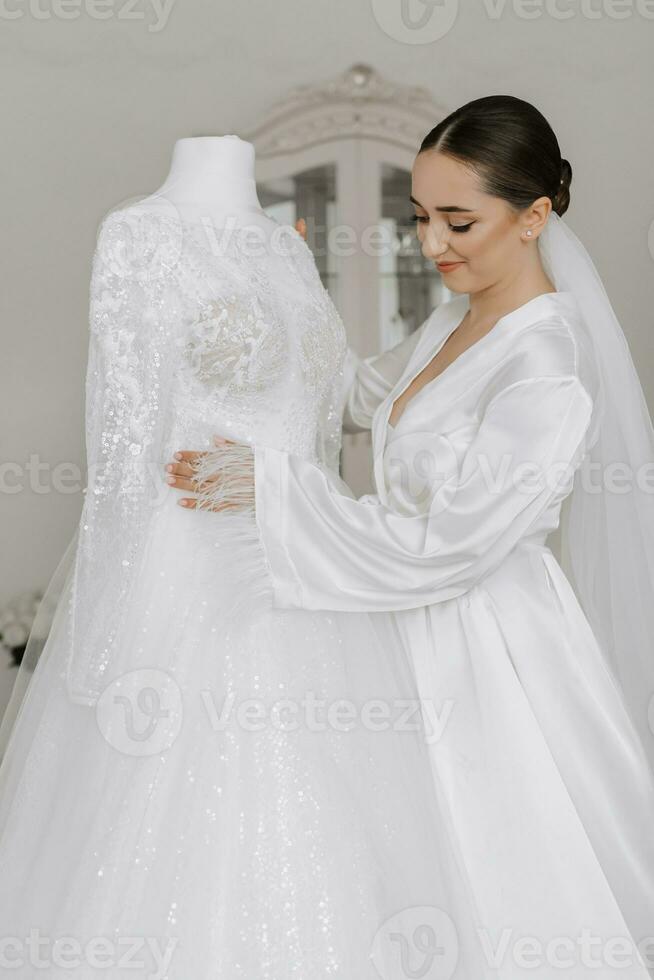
top-left (0, 490), bottom-right (487, 979)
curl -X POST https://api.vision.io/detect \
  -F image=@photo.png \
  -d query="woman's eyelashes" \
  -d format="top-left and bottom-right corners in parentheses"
top-left (409, 215), bottom-right (475, 233)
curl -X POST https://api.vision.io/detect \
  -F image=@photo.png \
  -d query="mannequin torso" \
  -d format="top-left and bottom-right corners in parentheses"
top-left (139, 135), bottom-right (274, 237)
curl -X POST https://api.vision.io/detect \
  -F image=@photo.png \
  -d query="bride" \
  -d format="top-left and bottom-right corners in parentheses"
top-left (169, 98), bottom-right (654, 977)
top-left (0, 137), bottom-right (487, 978)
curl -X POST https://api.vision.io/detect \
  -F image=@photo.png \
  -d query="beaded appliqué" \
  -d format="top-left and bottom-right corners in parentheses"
top-left (184, 292), bottom-right (286, 395)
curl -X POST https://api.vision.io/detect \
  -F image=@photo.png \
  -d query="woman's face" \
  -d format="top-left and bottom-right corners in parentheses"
top-left (411, 149), bottom-right (531, 296)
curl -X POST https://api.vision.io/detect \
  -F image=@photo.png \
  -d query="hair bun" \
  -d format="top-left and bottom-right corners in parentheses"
top-left (418, 97), bottom-right (573, 220)
top-left (553, 158), bottom-right (572, 216)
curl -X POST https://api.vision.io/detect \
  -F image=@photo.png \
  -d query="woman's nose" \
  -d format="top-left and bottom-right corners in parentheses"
top-left (421, 223), bottom-right (448, 260)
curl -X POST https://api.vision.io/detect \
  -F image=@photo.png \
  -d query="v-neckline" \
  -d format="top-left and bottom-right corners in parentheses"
top-left (388, 302), bottom-right (469, 429)
top-left (386, 291), bottom-right (563, 431)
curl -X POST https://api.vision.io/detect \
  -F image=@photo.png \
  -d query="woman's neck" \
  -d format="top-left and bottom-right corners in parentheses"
top-left (466, 256), bottom-right (555, 334)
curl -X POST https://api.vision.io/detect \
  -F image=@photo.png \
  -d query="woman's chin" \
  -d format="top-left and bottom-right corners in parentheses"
top-left (441, 280), bottom-right (468, 294)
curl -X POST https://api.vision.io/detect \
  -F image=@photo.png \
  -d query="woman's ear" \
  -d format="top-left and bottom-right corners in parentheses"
top-left (521, 196), bottom-right (552, 240)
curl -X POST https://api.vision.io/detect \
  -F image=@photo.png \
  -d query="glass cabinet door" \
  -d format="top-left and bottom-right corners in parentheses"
top-left (258, 164), bottom-right (339, 307)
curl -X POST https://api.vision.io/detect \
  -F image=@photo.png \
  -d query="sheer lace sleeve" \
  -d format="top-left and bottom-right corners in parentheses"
top-left (66, 206), bottom-right (183, 703)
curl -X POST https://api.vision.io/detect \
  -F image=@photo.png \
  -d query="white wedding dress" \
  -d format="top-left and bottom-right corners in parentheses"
top-left (252, 290), bottom-right (654, 978)
top-left (0, 204), bottom-right (487, 979)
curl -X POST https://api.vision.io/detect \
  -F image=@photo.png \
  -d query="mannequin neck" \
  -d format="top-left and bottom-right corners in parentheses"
top-left (152, 136), bottom-right (264, 219)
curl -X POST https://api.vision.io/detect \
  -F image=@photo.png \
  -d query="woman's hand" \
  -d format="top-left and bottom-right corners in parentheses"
top-left (165, 448), bottom-right (220, 510)
top-left (165, 435), bottom-right (254, 512)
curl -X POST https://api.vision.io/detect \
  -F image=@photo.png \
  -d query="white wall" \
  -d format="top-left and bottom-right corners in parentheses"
top-left (1, 0), bottom-right (653, 611)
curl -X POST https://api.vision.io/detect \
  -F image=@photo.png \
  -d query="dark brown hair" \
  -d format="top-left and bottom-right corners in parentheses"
top-left (419, 95), bottom-right (572, 217)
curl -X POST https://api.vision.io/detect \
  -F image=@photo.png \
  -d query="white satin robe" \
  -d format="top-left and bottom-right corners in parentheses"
top-left (253, 292), bottom-right (654, 978)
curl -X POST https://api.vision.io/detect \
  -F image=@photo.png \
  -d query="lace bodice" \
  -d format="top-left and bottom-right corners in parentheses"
top-left (89, 204), bottom-right (347, 478)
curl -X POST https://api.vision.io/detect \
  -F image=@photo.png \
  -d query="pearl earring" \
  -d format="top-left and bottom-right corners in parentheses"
top-left (525, 229), bottom-right (533, 238)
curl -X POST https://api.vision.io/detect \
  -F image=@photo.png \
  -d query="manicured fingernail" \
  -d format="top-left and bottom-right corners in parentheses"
top-left (174, 452), bottom-right (182, 460)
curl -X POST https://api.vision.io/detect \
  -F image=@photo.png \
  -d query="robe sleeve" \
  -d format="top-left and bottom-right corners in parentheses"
top-left (341, 318), bottom-right (432, 433)
top-left (253, 374), bottom-right (594, 611)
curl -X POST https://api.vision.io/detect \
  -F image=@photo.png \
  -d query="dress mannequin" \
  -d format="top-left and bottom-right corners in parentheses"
top-left (141, 135), bottom-right (272, 234)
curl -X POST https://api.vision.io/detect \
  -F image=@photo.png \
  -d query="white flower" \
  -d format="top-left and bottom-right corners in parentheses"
top-left (0, 612), bottom-right (17, 631)
top-left (0, 590), bottom-right (42, 628)
top-left (3, 624), bottom-right (28, 647)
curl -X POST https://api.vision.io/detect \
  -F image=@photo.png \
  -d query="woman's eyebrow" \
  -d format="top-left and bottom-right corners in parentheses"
top-left (409, 195), bottom-right (473, 214)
